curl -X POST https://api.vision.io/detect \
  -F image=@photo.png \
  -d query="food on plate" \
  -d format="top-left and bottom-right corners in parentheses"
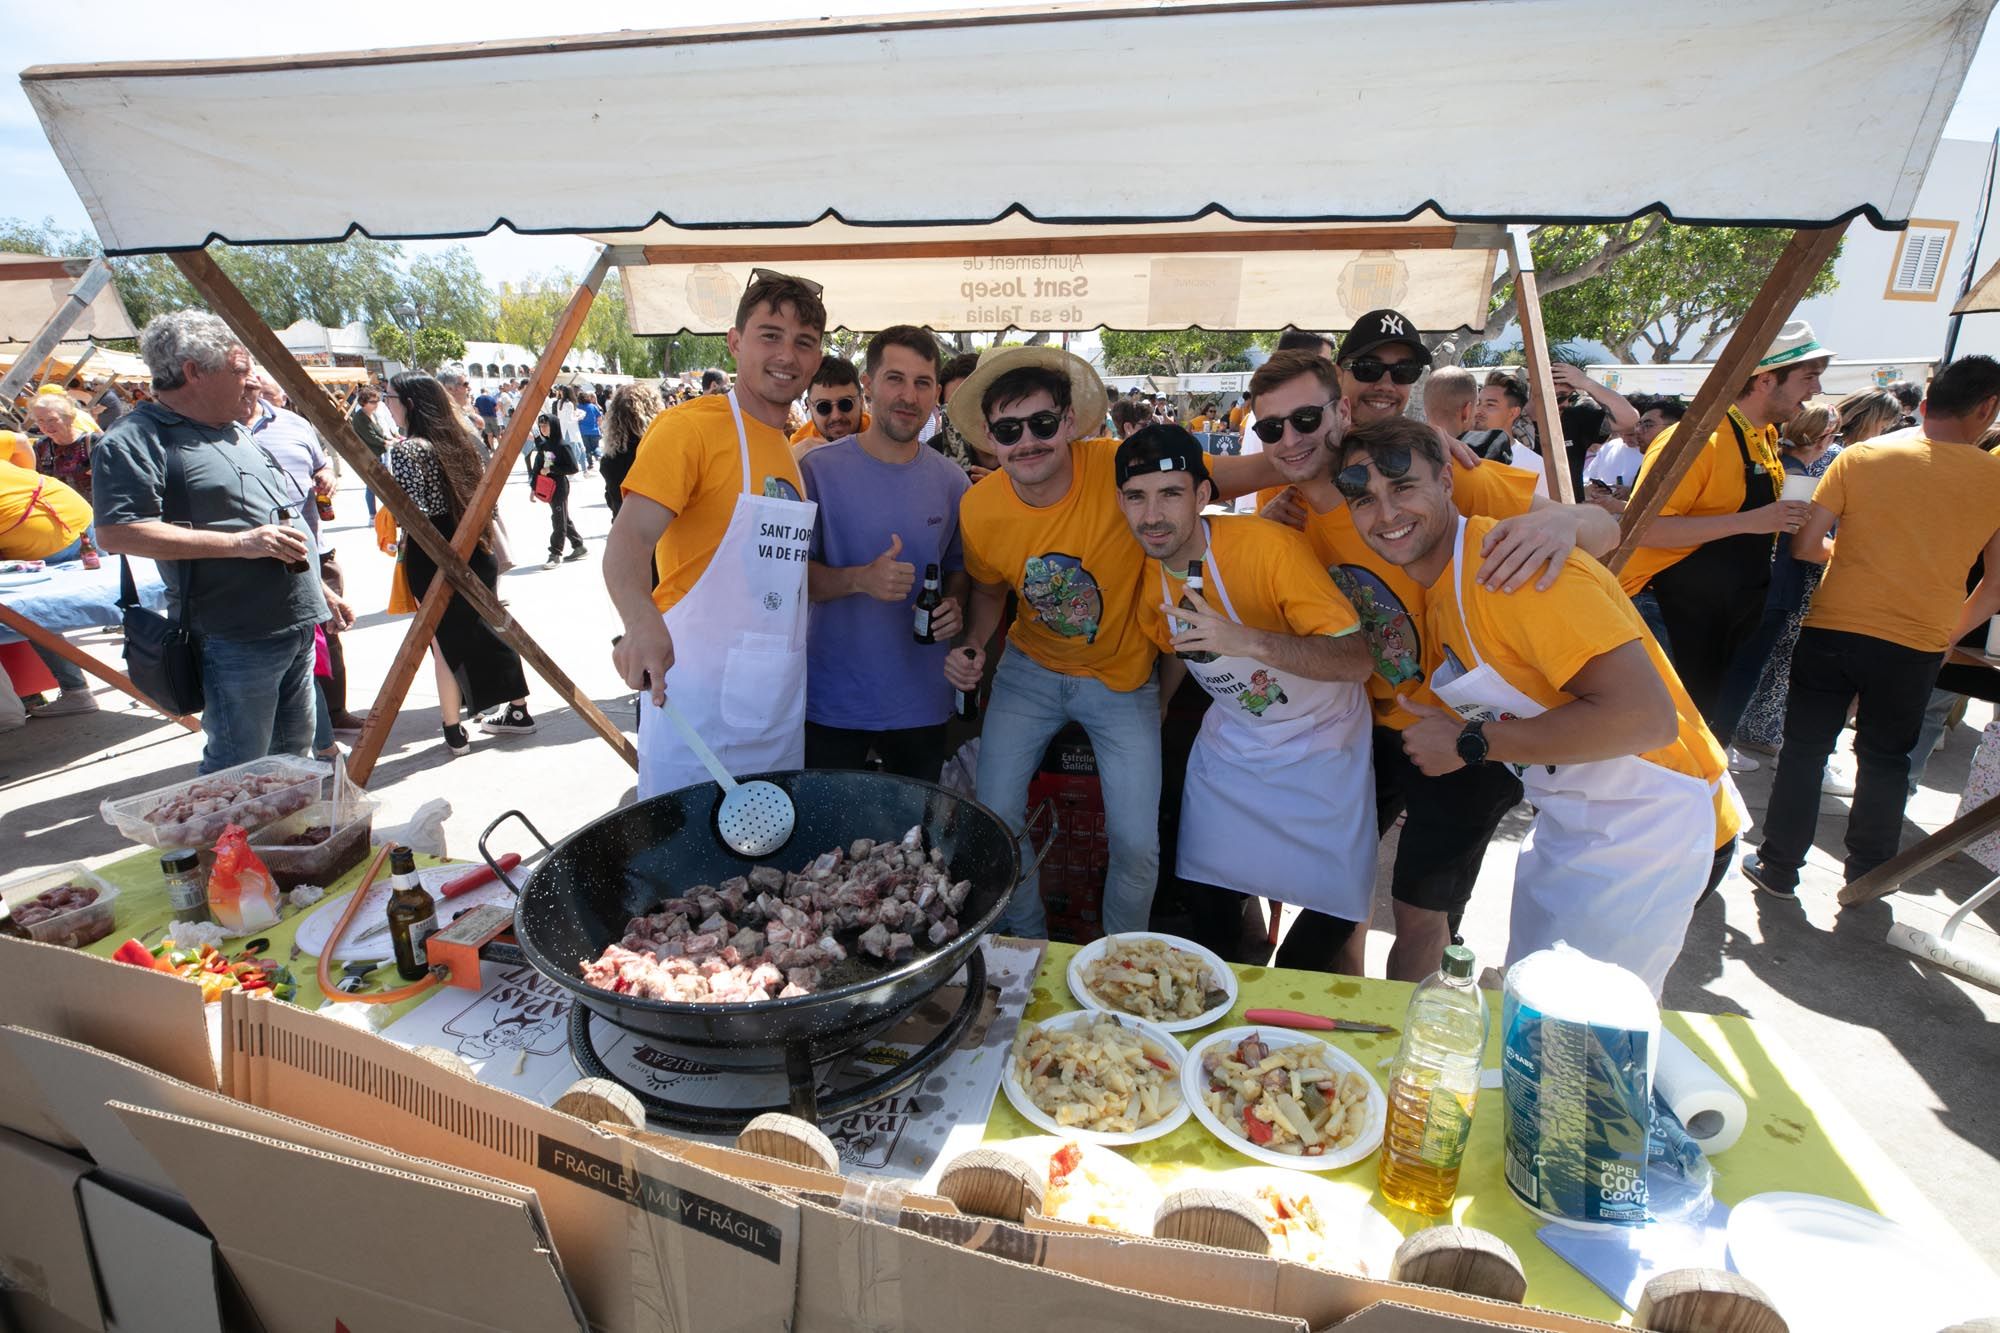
top-left (1199, 1033), bottom-right (1371, 1156)
top-left (9, 883), bottom-right (98, 927)
top-left (1042, 1141), bottom-right (1147, 1233)
top-left (206, 825), bottom-right (283, 934)
top-left (112, 936), bottom-right (298, 1003)
top-left (1081, 936), bottom-right (1228, 1021)
top-left (141, 769), bottom-right (316, 846)
top-left (579, 827), bottom-right (972, 1004)
top-left (1012, 1015), bottom-right (1181, 1134)
top-left (1252, 1183), bottom-right (1336, 1265)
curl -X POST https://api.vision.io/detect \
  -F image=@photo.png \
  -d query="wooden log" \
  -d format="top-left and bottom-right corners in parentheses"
top-left (1509, 227), bottom-right (1573, 504)
top-left (1635, 1268), bottom-right (1787, 1333)
top-left (1390, 1226), bottom-right (1528, 1304)
top-left (170, 249), bottom-right (636, 774)
top-left (1152, 1186), bottom-right (1271, 1254)
top-left (934, 1147), bottom-right (1044, 1222)
top-left (1610, 227), bottom-right (1843, 574)
top-left (1840, 790), bottom-right (2000, 905)
top-left (0, 601), bottom-right (200, 731)
top-left (348, 251), bottom-right (610, 784)
top-left (553, 1077), bottom-right (646, 1131)
top-left (735, 1112), bottom-right (840, 1172)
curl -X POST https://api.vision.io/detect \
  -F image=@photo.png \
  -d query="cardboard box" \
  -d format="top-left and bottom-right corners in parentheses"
top-left (0, 1128), bottom-right (102, 1332)
top-left (0, 1295), bottom-right (102, 1333)
top-left (74, 1177), bottom-right (227, 1333)
top-left (220, 992), bottom-right (802, 1333)
top-left (113, 1105), bottom-right (586, 1333)
top-left (0, 936), bottom-right (217, 1092)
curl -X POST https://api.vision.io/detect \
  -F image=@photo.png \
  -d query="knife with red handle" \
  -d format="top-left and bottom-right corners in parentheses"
top-left (442, 854), bottom-right (519, 898)
top-left (1243, 1008), bottom-right (1397, 1035)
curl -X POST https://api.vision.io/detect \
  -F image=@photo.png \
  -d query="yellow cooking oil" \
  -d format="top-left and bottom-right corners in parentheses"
top-left (1377, 945), bottom-right (1487, 1216)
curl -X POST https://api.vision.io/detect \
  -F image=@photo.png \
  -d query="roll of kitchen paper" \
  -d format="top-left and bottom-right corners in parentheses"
top-left (1652, 1028), bottom-right (1747, 1156)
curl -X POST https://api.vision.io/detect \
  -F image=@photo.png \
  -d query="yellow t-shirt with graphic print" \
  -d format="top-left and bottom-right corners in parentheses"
top-left (1431, 516), bottom-right (1740, 847)
top-left (959, 436), bottom-right (1156, 693)
top-left (622, 393), bottom-right (806, 612)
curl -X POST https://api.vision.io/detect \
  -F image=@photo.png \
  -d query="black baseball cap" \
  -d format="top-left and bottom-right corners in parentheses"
top-left (1115, 424), bottom-right (1212, 487)
top-left (1337, 309), bottom-right (1433, 366)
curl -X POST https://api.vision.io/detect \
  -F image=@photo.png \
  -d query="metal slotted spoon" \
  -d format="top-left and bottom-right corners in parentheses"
top-left (657, 695), bottom-right (797, 857)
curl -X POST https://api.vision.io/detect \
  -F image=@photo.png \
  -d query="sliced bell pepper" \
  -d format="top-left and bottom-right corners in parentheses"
top-left (112, 939), bottom-right (156, 968)
top-left (1243, 1107), bottom-right (1275, 1146)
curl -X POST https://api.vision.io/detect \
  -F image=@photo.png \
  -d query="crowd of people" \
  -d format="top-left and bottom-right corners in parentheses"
top-left (9, 280), bottom-right (2000, 995)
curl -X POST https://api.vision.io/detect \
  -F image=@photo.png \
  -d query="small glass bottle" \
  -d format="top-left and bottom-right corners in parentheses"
top-left (953, 648), bottom-right (980, 722)
top-left (78, 534), bottom-right (101, 570)
top-left (161, 849), bottom-right (208, 923)
top-left (314, 478), bottom-right (336, 523)
top-left (913, 563), bottom-right (942, 644)
top-left (1174, 560), bottom-right (1218, 663)
top-left (384, 846), bottom-right (439, 982)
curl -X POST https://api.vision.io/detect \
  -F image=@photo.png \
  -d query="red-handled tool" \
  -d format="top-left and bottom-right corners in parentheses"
top-left (442, 853), bottom-right (519, 898)
top-left (1243, 1008), bottom-right (1397, 1035)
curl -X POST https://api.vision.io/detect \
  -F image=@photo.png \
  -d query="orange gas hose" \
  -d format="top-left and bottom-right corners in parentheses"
top-left (316, 843), bottom-right (446, 1005)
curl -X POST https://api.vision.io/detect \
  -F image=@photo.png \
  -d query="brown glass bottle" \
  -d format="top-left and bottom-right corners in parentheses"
top-left (1175, 560), bottom-right (1218, 663)
top-left (913, 563), bottom-right (942, 644)
top-left (384, 846), bottom-right (439, 981)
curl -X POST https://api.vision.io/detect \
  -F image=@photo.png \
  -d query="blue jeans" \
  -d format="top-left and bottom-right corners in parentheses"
top-left (974, 650), bottom-right (1161, 937)
top-left (1632, 588), bottom-right (1673, 659)
top-left (198, 627), bottom-right (316, 774)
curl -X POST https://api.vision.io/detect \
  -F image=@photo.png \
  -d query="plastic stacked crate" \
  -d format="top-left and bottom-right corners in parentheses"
top-left (1030, 726), bottom-right (1108, 944)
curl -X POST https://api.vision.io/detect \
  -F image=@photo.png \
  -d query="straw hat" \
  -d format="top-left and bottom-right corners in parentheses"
top-left (946, 345), bottom-right (1109, 446)
top-left (1756, 320), bottom-right (1835, 374)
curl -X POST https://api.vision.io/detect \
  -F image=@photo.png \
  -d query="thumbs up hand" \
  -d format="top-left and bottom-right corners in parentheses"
top-left (857, 533), bottom-right (916, 602)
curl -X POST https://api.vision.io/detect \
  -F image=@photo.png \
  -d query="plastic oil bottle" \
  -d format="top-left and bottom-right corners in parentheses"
top-left (1379, 944), bottom-right (1489, 1215)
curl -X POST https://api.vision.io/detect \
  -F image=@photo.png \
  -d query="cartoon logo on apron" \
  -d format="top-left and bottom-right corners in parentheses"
top-left (764, 476), bottom-right (803, 502)
top-left (1237, 668), bottom-right (1289, 717)
top-left (1330, 564), bottom-right (1422, 687)
top-left (1022, 552), bottom-right (1103, 642)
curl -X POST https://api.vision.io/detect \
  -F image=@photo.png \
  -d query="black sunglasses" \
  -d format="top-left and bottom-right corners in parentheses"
top-left (987, 410), bottom-right (1063, 446)
top-left (812, 397), bottom-right (856, 416)
top-left (1333, 444), bottom-right (1416, 500)
top-left (1344, 357), bottom-right (1425, 386)
top-left (1251, 402), bottom-right (1335, 445)
top-left (748, 266), bottom-right (825, 298)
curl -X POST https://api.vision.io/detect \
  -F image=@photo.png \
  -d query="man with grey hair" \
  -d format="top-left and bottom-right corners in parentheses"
top-left (90, 310), bottom-right (329, 773)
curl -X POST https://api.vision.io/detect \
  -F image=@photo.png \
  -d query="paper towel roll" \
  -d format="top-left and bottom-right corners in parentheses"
top-left (1653, 1029), bottom-right (1747, 1156)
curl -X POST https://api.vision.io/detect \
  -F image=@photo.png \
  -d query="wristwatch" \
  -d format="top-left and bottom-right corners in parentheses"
top-left (1455, 719), bottom-right (1490, 766)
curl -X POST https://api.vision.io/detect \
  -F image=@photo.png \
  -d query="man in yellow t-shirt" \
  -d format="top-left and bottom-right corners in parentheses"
top-left (1118, 425), bottom-right (1376, 972)
top-left (1620, 320), bottom-right (1826, 735)
top-left (608, 271), bottom-right (825, 798)
top-left (787, 357), bottom-right (870, 458)
top-left (1340, 417), bottom-right (1740, 995)
top-left (1748, 355), bottom-right (2000, 898)
top-left (1248, 347), bottom-right (1621, 981)
top-left (948, 347), bottom-right (1281, 938)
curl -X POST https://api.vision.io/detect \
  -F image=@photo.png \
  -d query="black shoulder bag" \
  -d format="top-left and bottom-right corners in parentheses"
top-left (118, 443), bottom-right (204, 715)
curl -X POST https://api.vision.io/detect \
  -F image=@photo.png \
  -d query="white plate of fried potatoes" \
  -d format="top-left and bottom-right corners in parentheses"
top-left (1066, 931), bottom-right (1237, 1033)
top-left (1181, 1027), bottom-right (1385, 1170)
top-left (1003, 1010), bottom-right (1192, 1146)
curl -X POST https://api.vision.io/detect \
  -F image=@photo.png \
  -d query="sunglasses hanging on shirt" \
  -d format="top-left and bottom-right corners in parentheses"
top-left (1344, 357), bottom-right (1426, 385)
top-left (1333, 443), bottom-right (1417, 500)
top-left (1250, 401), bottom-right (1336, 445)
top-left (986, 410), bottom-right (1064, 446)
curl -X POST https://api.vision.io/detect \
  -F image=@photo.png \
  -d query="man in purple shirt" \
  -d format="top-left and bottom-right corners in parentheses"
top-left (802, 327), bottom-right (971, 780)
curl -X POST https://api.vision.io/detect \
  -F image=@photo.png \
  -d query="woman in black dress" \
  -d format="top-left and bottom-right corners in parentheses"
top-left (384, 373), bottom-right (534, 755)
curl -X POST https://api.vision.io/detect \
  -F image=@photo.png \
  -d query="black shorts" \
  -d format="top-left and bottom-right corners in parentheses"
top-left (1374, 725), bottom-right (1523, 915)
top-left (804, 720), bottom-right (949, 783)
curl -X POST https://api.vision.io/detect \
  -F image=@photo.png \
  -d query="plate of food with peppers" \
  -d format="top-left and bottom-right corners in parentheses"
top-left (1004, 1009), bottom-right (1190, 1146)
top-left (1181, 1027), bottom-right (1384, 1170)
top-left (111, 935), bottom-right (300, 1004)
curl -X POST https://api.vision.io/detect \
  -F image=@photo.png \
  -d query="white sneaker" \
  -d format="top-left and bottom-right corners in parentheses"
top-left (1822, 763), bottom-right (1856, 797)
top-left (542, 558), bottom-right (559, 570)
top-left (27, 690), bottom-right (100, 718)
top-left (1727, 746), bottom-right (1760, 773)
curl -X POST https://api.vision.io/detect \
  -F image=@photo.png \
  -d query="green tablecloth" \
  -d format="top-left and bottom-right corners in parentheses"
top-left (984, 942), bottom-right (1931, 1327)
top-left (81, 842), bottom-right (452, 1021)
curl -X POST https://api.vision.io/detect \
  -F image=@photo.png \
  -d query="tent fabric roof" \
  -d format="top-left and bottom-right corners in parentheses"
top-left (1957, 256), bottom-right (2000, 315)
top-left (21, 0), bottom-right (1995, 255)
top-left (598, 213), bottom-right (1508, 333)
top-left (0, 254), bottom-right (137, 342)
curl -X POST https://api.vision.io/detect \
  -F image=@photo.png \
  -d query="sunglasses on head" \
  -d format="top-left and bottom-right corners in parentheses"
top-left (812, 397), bottom-right (856, 415)
top-left (1344, 357), bottom-right (1425, 386)
top-left (1250, 401), bottom-right (1335, 445)
top-left (1333, 444), bottom-right (1416, 500)
top-left (748, 266), bottom-right (825, 298)
top-left (987, 410), bottom-right (1063, 446)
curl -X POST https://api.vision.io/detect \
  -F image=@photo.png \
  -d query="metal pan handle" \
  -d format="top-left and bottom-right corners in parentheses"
top-left (1021, 798), bottom-right (1059, 877)
top-left (477, 809), bottom-right (552, 895)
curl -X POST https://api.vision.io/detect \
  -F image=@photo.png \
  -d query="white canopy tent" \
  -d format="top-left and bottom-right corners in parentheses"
top-left (0, 254), bottom-right (135, 343)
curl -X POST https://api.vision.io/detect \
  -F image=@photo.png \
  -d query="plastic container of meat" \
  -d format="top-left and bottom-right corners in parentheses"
top-left (1, 863), bottom-right (121, 948)
top-left (100, 756), bottom-right (328, 850)
top-left (249, 794), bottom-right (379, 891)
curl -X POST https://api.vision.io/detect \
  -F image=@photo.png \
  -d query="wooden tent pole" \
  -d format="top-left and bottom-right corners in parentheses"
top-left (58, 343), bottom-right (98, 389)
top-left (170, 249), bottom-right (637, 774)
top-left (1609, 227), bottom-right (1843, 574)
top-left (1507, 227), bottom-right (1572, 503)
top-left (0, 603), bottom-right (200, 731)
top-left (348, 250), bottom-right (612, 785)
top-left (0, 259), bottom-right (111, 405)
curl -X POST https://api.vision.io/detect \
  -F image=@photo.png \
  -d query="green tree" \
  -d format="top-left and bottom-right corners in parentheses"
top-left (370, 323), bottom-right (467, 372)
top-left (494, 278), bottom-right (567, 354)
top-left (0, 217), bottom-right (99, 258)
top-left (1539, 223), bottom-right (1841, 363)
top-left (663, 334), bottom-right (732, 374)
top-left (1099, 330), bottom-right (1270, 377)
top-left (402, 246), bottom-right (497, 342)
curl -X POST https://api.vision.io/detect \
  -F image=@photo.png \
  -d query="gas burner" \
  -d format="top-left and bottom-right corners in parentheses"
top-left (567, 949), bottom-right (987, 1133)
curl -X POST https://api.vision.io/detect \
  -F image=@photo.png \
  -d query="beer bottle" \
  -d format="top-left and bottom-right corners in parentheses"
top-left (954, 648), bottom-right (980, 722)
top-left (913, 563), bottom-right (942, 644)
top-left (1175, 560), bottom-right (1218, 664)
top-left (384, 846), bottom-right (439, 982)
top-left (314, 478), bottom-right (336, 523)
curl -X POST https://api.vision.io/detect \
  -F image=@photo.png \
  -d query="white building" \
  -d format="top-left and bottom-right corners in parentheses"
top-left (277, 318), bottom-right (379, 367)
top-left (460, 340), bottom-right (611, 382)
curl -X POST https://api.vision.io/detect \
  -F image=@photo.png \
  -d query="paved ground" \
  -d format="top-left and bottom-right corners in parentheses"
top-left (7, 462), bottom-right (1997, 1273)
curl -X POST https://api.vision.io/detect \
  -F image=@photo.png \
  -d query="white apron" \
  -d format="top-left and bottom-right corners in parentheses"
top-left (637, 392), bottom-right (816, 799)
top-left (1427, 519), bottom-right (1716, 995)
top-left (1170, 524), bottom-right (1377, 920)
